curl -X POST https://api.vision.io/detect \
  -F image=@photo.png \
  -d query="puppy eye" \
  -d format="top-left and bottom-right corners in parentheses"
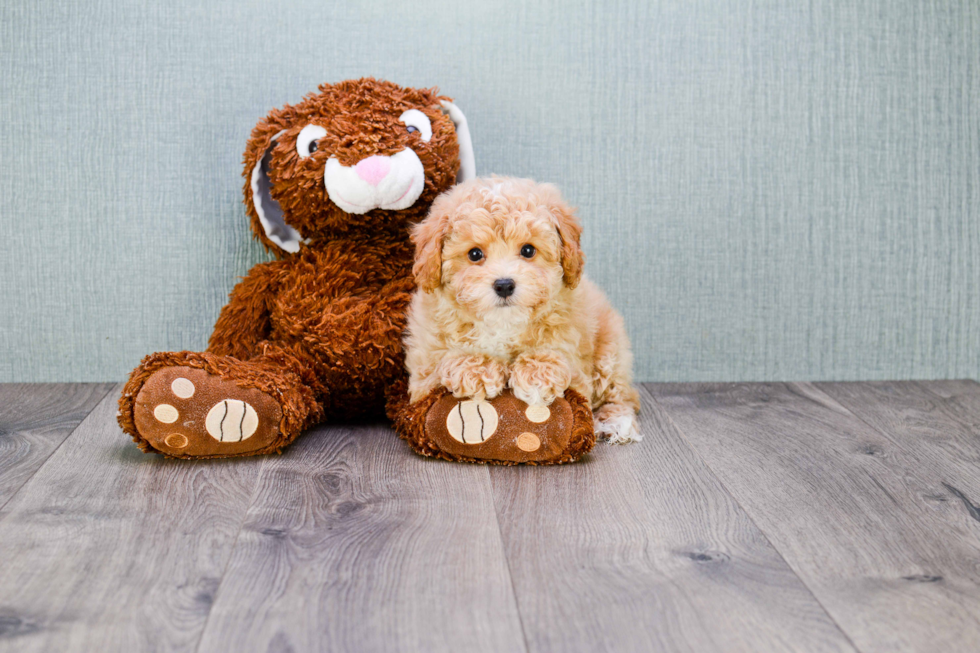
top-left (296, 125), bottom-right (327, 158)
top-left (468, 248), bottom-right (484, 262)
top-left (399, 109), bottom-right (433, 142)
top-left (520, 244), bottom-right (536, 258)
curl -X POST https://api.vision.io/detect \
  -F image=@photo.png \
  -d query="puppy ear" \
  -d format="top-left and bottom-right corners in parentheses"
top-left (411, 199), bottom-right (453, 292)
top-left (550, 199), bottom-right (585, 289)
top-left (243, 107), bottom-right (304, 256)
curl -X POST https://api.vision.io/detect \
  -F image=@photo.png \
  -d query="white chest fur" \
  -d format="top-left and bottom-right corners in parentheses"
top-left (456, 311), bottom-right (532, 361)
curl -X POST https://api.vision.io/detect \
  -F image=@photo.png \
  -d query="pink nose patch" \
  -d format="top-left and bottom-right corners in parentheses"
top-left (354, 156), bottom-right (391, 186)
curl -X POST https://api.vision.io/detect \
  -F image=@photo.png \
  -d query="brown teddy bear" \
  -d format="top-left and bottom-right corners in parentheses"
top-left (119, 77), bottom-right (594, 464)
top-left (118, 78), bottom-right (472, 457)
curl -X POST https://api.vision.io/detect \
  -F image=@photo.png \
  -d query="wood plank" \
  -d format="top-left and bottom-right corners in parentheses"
top-left (0, 383), bottom-right (114, 507)
top-left (196, 423), bottom-right (527, 653)
top-left (816, 380), bottom-right (980, 499)
top-left (0, 385), bottom-right (263, 652)
top-left (648, 382), bottom-right (980, 653)
top-left (487, 386), bottom-right (856, 653)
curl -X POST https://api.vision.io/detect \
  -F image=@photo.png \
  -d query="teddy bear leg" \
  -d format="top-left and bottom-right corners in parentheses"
top-left (119, 350), bottom-right (321, 459)
top-left (386, 377), bottom-right (595, 465)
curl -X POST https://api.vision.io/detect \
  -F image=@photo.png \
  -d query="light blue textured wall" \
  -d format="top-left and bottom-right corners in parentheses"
top-left (1, 0), bottom-right (978, 382)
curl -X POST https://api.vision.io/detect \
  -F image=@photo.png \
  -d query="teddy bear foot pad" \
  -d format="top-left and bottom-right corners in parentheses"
top-left (133, 366), bottom-right (283, 458)
top-left (426, 392), bottom-right (574, 463)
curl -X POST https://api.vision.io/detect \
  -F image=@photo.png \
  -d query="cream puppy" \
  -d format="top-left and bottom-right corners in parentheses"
top-left (404, 177), bottom-right (640, 444)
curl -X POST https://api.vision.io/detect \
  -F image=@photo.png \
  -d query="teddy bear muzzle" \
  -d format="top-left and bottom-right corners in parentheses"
top-left (325, 149), bottom-right (425, 214)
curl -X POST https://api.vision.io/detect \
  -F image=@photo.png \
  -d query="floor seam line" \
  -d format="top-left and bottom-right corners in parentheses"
top-left (810, 380), bottom-right (980, 522)
top-left (808, 381), bottom-right (938, 456)
top-left (487, 465), bottom-right (533, 653)
top-left (911, 380), bottom-right (980, 432)
top-left (0, 382), bottom-right (117, 517)
top-left (640, 383), bottom-right (866, 653)
top-left (192, 456), bottom-right (270, 653)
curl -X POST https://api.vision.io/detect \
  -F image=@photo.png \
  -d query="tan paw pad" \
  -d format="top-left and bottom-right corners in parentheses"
top-left (525, 405), bottom-right (550, 423)
top-left (516, 432), bottom-right (541, 452)
top-left (171, 377), bottom-right (195, 398)
top-left (446, 400), bottom-right (498, 444)
top-left (153, 404), bottom-right (179, 424)
top-left (205, 400), bottom-right (259, 442)
top-left (164, 433), bottom-right (189, 449)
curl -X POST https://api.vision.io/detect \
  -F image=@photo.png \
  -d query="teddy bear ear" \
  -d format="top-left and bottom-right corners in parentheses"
top-left (243, 116), bottom-right (305, 255)
top-left (440, 101), bottom-right (475, 183)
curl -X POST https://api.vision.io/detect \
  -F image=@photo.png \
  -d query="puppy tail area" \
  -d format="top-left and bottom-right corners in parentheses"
top-left (594, 401), bottom-right (642, 444)
top-left (386, 376), bottom-right (595, 465)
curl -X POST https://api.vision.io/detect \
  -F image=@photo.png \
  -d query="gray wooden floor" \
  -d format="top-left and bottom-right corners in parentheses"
top-left (1, 381), bottom-right (980, 652)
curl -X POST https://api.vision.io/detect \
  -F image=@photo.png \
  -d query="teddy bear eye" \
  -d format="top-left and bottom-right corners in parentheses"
top-left (520, 244), bottom-right (536, 258)
top-left (468, 248), bottom-right (484, 262)
top-left (296, 124), bottom-right (327, 158)
top-left (398, 109), bottom-right (432, 142)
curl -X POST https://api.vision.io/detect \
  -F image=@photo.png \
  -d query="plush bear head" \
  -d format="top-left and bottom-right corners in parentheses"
top-left (243, 78), bottom-right (474, 256)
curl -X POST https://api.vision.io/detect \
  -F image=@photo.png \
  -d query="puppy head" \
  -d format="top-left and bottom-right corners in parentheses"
top-left (412, 177), bottom-right (584, 318)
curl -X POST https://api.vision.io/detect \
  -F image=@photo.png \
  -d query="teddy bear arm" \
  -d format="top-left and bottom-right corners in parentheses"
top-left (314, 278), bottom-right (415, 355)
top-left (207, 263), bottom-right (279, 361)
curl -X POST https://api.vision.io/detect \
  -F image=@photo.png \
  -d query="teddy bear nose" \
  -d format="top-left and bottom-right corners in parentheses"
top-left (354, 156), bottom-right (391, 186)
top-left (493, 278), bottom-right (516, 298)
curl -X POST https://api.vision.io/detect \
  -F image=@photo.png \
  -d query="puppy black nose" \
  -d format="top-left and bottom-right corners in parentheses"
top-left (493, 278), bottom-right (516, 298)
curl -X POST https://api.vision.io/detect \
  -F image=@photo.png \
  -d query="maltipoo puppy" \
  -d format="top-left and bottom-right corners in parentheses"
top-left (404, 176), bottom-right (640, 444)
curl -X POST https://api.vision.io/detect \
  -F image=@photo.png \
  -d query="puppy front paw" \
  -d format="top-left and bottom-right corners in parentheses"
top-left (438, 355), bottom-right (508, 400)
top-left (509, 352), bottom-right (572, 407)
